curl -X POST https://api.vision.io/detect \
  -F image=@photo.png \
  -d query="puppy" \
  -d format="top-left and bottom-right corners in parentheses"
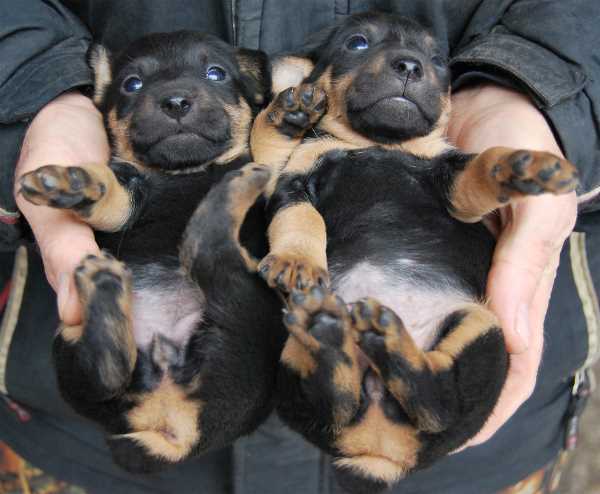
top-left (18, 31), bottom-right (286, 473)
top-left (249, 12), bottom-right (579, 492)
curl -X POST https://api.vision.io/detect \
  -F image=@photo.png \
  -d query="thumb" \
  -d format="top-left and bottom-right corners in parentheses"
top-left (33, 211), bottom-right (100, 325)
top-left (487, 259), bottom-right (541, 354)
top-left (486, 201), bottom-right (566, 354)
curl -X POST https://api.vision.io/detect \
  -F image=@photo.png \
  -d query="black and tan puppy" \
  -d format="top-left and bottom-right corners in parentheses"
top-left (18, 32), bottom-right (286, 473)
top-left (248, 12), bottom-right (579, 492)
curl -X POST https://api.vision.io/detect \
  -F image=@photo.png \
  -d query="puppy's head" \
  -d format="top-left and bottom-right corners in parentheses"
top-left (89, 32), bottom-right (269, 171)
top-left (298, 12), bottom-right (450, 145)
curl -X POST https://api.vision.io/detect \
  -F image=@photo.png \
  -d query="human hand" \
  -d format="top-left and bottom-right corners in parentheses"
top-left (447, 84), bottom-right (578, 447)
top-left (14, 91), bottom-right (109, 325)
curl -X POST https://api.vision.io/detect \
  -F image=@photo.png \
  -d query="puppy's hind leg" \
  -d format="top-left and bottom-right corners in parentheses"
top-left (278, 286), bottom-right (362, 450)
top-left (179, 164), bottom-right (285, 453)
top-left (54, 253), bottom-right (136, 415)
top-left (180, 163), bottom-right (271, 281)
top-left (351, 300), bottom-right (508, 460)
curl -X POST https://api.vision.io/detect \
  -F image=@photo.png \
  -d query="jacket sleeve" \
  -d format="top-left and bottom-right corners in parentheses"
top-left (448, 0), bottom-right (600, 209)
top-left (0, 1), bottom-right (92, 248)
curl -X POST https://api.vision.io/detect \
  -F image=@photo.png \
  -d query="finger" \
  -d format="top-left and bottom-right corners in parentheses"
top-left (26, 206), bottom-right (99, 325)
top-left (487, 195), bottom-right (574, 354)
top-left (464, 256), bottom-right (554, 448)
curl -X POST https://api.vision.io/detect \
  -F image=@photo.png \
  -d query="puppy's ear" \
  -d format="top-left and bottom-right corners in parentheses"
top-left (270, 56), bottom-right (314, 95)
top-left (87, 44), bottom-right (112, 106)
top-left (236, 48), bottom-right (270, 111)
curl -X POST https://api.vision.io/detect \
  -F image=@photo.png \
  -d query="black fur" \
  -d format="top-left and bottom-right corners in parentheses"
top-left (49, 32), bottom-right (287, 473)
top-left (253, 12), bottom-right (511, 492)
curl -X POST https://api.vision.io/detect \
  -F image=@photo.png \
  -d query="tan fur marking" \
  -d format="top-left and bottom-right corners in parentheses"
top-left (127, 378), bottom-right (202, 462)
top-left (224, 164), bottom-right (269, 271)
top-left (236, 54), bottom-right (265, 105)
top-left (333, 360), bottom-right (361, 400)
top-left (436, 304), bottom-right (499, 359)
top-left (250, 113), bottom-right (297, 181)
top-left (335, 404), bottom-right (420, 482)
top-left (451, 146), bottom-right (515, 222)
top-left (424, 350), bottom-right (454, 373)
top-left (60, 323), bottom-right (84, 344)
top-left (216, 100), bottom-right (253, 165)
top-left (108, 110), bottom-right (137, 164)
top-left (89, 45), bottom-right (112, 106)
top-left (387, 376), bottom-right (410, 402)
top-left (285, 138), bottom-right (359, 174)
top-left (335, 456), bottom-right (406, 485)
top-left (332, 359), bottom-right (362, 428)
top-left (267, 203), bottom-right (328, 271)
top-left (115, 275), bottom-right (136, 368)
top-left (76, 163), bottom-right (133, 231)
top-left (281, 337), bottom-right (318, 378)
top-left (383, 328), bottom-right (426, 372)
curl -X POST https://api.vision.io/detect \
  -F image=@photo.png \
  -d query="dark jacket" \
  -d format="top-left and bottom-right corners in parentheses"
top-left (0, 2), bottom-right (599, 493)
top-left (1, 0), bottom-right (600, 251)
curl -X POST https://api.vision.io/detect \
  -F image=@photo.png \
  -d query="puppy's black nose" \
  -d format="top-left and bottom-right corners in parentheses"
top-left (392, 58), bottom-right (423, 81)
top-left (161, 96), bottom-right (192, 119)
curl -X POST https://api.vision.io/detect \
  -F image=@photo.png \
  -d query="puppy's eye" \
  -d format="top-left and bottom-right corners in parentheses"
top-left (122, 75), bottom-right (143, 93)
top-left (345, 34), bottom-right (369, 51)
top-left (206, 66), bottom-right (226, 81)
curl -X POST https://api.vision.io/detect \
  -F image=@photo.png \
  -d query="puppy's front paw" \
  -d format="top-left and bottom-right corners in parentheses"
top-left (19, 165), bottom-right (105, 211)
top-left (267, 83), bottom-right (327, 137)
top-left (492, 150), bottom-right (578, 201)
top-left (259, 253), bottom-right (329, 292)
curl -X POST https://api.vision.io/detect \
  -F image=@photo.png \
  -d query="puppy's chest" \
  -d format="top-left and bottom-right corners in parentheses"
top-left (315, 151), bottom-right (491, 349)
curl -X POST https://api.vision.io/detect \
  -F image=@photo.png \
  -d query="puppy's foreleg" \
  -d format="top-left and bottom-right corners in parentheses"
top-left (250, 83), bottom-right (327, 176)
top-left (18, 160), bottom-right (146, 231)
top-left (448, 147), bottom-right (578, 222)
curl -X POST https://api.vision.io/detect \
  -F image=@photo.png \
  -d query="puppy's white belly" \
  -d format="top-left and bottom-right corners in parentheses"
top-left (131, 269), bottom-right (204, 350)
top-left (333, 261), bottom-right (473, 350)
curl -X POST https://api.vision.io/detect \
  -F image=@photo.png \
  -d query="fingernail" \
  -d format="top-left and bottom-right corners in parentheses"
top-left (514, 303), bottom-right (530, 350)
top-left (57, 273), bottom-right (69, 319)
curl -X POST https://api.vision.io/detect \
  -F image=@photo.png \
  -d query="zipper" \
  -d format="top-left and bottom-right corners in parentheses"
top-left (231, 0), bottom-right (238, 46)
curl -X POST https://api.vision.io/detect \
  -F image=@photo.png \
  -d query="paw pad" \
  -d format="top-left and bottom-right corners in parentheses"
top-left (492, 150), bottom-right (578, 199)
top-left (19, 165), bottom-right (105, 210)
